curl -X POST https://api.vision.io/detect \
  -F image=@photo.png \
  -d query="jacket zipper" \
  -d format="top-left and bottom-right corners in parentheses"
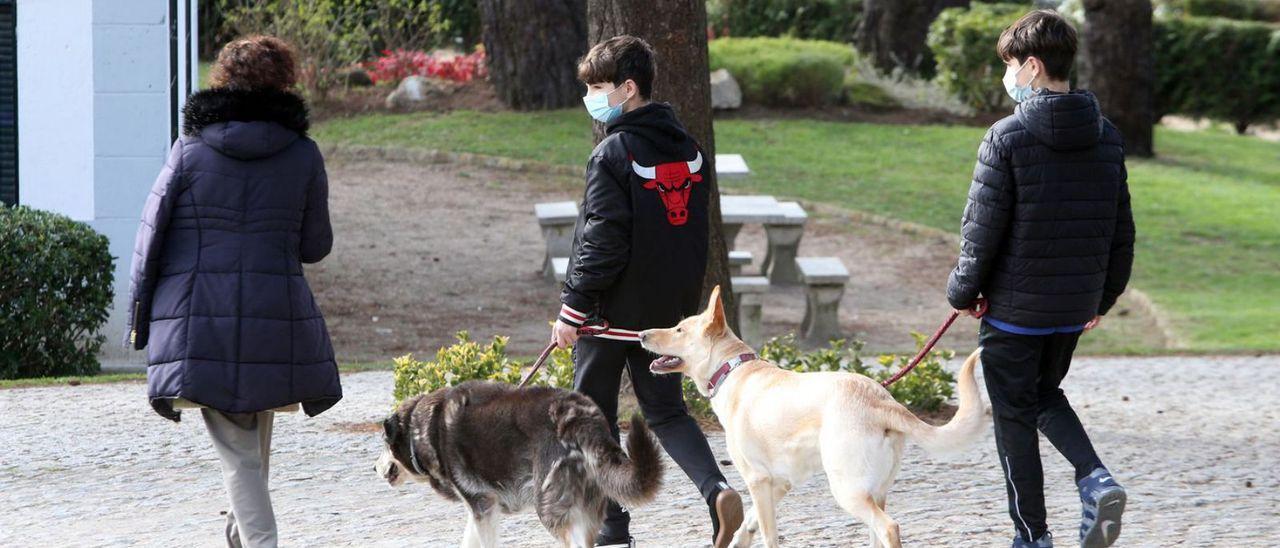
top-left (130, 300), bottom-right (140, 346)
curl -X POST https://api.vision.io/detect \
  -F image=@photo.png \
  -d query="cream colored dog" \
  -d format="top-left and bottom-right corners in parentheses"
top-left (639, 286), bottom-right (985, 548)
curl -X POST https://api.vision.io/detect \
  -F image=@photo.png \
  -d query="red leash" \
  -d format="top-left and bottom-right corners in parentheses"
top-left (518, 322), bottom-right (609, 388)
top-left (880, 299), bottom-right (986, 388)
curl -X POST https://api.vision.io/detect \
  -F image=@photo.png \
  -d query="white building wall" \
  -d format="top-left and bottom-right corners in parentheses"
top-left (91, 0), bottom-right (177, 363)
top-left (16, 0), bottom-right (95, 220)
top-left (16, 0), bottom-right (197, 366)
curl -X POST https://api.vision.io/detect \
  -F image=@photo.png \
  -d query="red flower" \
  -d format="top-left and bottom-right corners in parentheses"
top-left (362, 47), bottom-right (488, 84)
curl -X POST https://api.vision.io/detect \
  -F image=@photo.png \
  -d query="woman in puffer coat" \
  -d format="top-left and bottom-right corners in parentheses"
top-left (125, 35), bottom-right (340, 548)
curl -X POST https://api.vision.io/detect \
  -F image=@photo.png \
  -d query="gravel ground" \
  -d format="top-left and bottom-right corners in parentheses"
top-left (2, 354), bottom-right (1277, 547)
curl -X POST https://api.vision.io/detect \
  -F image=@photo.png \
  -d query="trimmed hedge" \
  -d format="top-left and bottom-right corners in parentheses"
top-left (1, 206), bottom-right (114, 379)
top-left (928, 3), bottom-right (1026, 112)
top-left (708, 36), bottom-right (857, 107)
top-left (929, 4), bottom-right (1280, 130)
top-left (1154, 16), bottom-right (1280, 132)
top-left (710, 0), bottom-right (864, 43)
top-left (1162, 0), bottom-right (1280, 22)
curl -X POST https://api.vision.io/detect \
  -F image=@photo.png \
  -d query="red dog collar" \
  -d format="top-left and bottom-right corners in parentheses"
top-left (708, 353), bottom-right (757, 398)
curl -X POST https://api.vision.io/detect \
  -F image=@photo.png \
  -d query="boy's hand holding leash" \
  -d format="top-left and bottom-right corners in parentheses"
top-left (552, 319), bottom-right (580, 349)
top-left (954, 297), bottom-right (989, 319)
top-left (524, 319), bottom-right (610, 388)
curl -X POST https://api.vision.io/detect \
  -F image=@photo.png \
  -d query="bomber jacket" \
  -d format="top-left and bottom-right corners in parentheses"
top-left (559, 103), bottom-right (710, 340)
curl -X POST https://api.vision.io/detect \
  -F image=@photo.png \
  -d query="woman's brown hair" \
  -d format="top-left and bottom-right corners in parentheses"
top-left (208, 35), bottom-right (298, 91)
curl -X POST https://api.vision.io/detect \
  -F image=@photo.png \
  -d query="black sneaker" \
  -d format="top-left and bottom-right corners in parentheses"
top-left (594, 534), bottom-right (634, 548)
top-left (708, 482), bottom-right (744, 548)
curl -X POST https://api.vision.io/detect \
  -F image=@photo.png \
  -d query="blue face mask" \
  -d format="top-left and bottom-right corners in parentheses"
top-left (1003, 61), bottom-right (1038, 103)
top-left (583, 86), bottom-right (629, 124)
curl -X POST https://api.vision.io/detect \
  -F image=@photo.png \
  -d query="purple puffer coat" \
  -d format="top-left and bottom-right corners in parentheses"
top-left (126, 88), bottom-right (341, 421)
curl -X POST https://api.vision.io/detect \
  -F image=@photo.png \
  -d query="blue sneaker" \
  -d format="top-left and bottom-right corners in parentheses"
top-left (1012, 531), bottom-right (1053, 547)
top-left (1078, 468), bottom-right (1126, 547)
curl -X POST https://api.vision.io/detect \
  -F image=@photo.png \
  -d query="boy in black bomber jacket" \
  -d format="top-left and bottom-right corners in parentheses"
top-left (549, 36), bottom-right (743, 548)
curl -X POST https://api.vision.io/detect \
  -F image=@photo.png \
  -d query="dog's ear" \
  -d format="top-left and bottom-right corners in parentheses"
top-left (382, 414), bottom-right (400, 442)
top-left (704, 285), bottom-right (727, 336)
top-left (704, 285), bottom-right (722, 317)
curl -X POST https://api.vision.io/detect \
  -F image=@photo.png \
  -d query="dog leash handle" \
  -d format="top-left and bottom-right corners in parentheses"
top-left (518, 321), bottom-right (611, 388)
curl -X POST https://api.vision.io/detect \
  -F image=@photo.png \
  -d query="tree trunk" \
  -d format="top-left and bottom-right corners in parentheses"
top-left (856, 0), bottom-right (969, 76)
top-left (478, 0), bottom-right (588, 110)
top-left (585, 0), bottom-right (738, 331)
top-left (1078, 0), bottom-right (1155, 157)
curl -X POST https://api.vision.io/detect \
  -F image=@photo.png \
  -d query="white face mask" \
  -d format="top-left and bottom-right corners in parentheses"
top-left (1002, 61), bottom-right (1039, 103)
top-left (582, 85), bottom-right (630, 124)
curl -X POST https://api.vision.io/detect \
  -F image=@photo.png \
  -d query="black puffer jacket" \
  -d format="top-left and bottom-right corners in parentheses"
top-left (947, 90), bottom-right (1135, 327)
top-left (559, 103), bottom-right (709, 340)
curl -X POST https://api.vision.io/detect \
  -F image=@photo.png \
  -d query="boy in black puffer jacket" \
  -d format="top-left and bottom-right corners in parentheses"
top-left (549, 35), bottom-right (743, 548)
top-left (947, 10), bottom-right (1135, 548)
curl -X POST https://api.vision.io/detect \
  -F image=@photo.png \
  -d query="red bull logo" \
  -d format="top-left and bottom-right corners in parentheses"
top-left (631, 151), bottom-right (703, 226)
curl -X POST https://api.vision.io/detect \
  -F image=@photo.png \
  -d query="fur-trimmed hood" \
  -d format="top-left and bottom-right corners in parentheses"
top-left (182, 88), bottom-right (310, 160)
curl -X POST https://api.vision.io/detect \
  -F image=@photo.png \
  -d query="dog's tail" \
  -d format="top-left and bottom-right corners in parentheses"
top-left (553, 399), bottom-right (663, 508)
top-left (592, 415), bottom-right (663, 507)
top-left (897, 347), bottom-right (986, 458)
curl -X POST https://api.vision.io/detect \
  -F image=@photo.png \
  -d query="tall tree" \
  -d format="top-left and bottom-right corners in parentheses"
top-left (856, 0), bottom-right (969, 76)
top-left (585, 0), bottom-right (738, 329)
top-left (479, 0), bottom-right (588, 110)
top-left (1078, 0), bottom-right (1155, 157)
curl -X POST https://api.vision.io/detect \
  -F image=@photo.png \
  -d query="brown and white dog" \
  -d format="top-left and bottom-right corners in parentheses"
top-left (375, 381), bottom-right (663, 547)
top-left (639, 287), bottom-right (985, 548)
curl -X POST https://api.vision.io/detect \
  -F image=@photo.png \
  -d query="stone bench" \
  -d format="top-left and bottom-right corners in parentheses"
top-left (535, 201), bottom-right (577, 281)
top-left (731, 275), bottom-right (769, 347)
top-left (796, 257), bottom-right (849, 345)
top-left (762, 201), bottom-right (809, 285)
top-left (551, 257), bottom-right (569, 284)
top-left (715, 153), bottom-right (750, 179)
top-left (729, 250), bottom-right (753, 275)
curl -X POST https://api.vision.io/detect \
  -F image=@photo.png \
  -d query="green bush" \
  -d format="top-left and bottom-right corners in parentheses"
top-left (210, 0), bottom-right (479, 59)
top-left (392, 331), bottom-right (576, 402)
top-left (348, 0), bottom-right (481, 51)
top-left (1154, 16), bottom-right (1280, 133)
top-left (709, 37), bottom-right (856, 107)
top-left (1161, 0), bottom-right (1280, 22)
top-left (683, 334), bottom-right (958, 419)
top-left (0, 206), bottom-right (114, 380)
top-left (928, 2), bottom-right (1027, 112)
top-left (392, 330), bottom-right (956, 420)
top-left (842, 71), bottom-right (901, 109)
top-left (221, 0), bottom-right (372, 99)
top-left (709, 0), bottom-right (864, 43)
top-left (392, 331), bottom-right (522, 402)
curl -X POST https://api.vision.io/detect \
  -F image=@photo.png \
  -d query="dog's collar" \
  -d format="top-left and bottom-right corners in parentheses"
top-left (406, 422), bottom-right (428, 476)
top-left (708, 353), bottom-right (757, 398)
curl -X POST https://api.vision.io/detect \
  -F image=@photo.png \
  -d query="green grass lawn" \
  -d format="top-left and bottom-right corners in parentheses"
top-left (313, 110), bottom-right (1280, 352)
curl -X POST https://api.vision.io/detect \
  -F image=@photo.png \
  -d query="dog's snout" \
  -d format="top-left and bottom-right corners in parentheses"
top-left (639, 331), bottom-right (648, 341)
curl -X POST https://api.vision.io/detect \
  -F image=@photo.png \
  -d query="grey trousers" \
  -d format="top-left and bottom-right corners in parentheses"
top-left (202, 409), bottom-right (278, 548)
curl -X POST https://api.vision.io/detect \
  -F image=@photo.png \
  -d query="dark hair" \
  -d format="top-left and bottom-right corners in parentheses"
top-left (577, 35), bottom-right (657, 99)
top-left (208, 35), bottom-right (298, 91)
top-left (997, 10), bottom-right (1077, 81)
